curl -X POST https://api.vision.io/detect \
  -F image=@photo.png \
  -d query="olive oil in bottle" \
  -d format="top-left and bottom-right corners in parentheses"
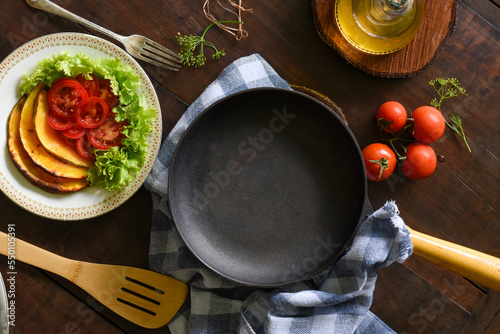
top-left (335, 0), bottom-right (423, 54)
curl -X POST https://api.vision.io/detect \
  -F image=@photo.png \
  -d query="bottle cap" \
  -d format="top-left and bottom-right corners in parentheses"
top-left (389, 0), bottom-right (407, 8)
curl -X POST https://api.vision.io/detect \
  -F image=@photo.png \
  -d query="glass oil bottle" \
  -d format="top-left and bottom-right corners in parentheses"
top-left (335, 0), bottom-right (423, 54)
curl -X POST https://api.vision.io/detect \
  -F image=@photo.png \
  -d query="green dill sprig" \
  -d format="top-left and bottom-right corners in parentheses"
top-left (429, 78), bottom-right (470, 152)
top-left (176, 21), bottom-right (241, 68)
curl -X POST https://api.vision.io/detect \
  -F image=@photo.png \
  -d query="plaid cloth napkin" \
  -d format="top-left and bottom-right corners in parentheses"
top-left (144, 54), bottom-right (413, 334)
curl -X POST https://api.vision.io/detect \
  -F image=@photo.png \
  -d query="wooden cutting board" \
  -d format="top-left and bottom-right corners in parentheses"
top-left (311, 0), bottom-right (458, 78)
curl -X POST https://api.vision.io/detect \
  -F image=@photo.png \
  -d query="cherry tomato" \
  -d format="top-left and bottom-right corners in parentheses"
top-left (362, 143), bottom-right (397, 182)
top-left (411, 106), bottom-right (445, 144)
top-left (47, 109), bottom-right (75, 131)
top-left (87, 118), bottom-right (127, 150)
top-left (62, 124), bottom-right (86, 139)
top-left (98, 79), bottom-right (120, 109)
top-left (376, 101), bottom-right (407, 134)
top-left (76, 133), bottom-right (96, 161)
top-left (75, 73), bottom-right (100, 97)
top-left (402, 143), bottom-right (437, 180)
top-left (48, 79), bottom-right (88, 119)
top-left (75, 96), bottom-right (109, 128)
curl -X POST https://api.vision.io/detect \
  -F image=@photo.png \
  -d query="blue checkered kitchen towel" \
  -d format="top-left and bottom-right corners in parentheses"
top-left (144, 54), bottom-right (413, 334)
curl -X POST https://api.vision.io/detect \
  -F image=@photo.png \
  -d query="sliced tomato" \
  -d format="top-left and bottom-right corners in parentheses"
top-left (76, 134), bottom-right (96, 161)
top-left (48, 79), bottom-right (88, 119)
top-left (61, 136), bottom-right (77, 148)
top-left (47, 109), bottom-right (75, 131)
top-left (51, 76), bottom-right (78, 86)
top-left (76, 73), bottom-right (100, 97)
top-left (98, 79), bottom-right (120, 109)
top-left (75, 96), bottom-right (109, 129)
top-left (62, 124), bottom-right (86, 139)
top-left (87, 118), bottom-right (127, 150)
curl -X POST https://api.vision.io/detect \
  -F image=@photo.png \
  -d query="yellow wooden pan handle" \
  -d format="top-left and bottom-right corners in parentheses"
top-left (407, 226), bottom-right (500, 292)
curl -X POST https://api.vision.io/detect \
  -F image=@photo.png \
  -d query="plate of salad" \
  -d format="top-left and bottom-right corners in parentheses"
top-left (0, 32), bottom-right (162, 220)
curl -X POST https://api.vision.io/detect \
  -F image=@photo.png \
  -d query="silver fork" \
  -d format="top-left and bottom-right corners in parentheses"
top-left (26, 0), bottom-right (181, 71)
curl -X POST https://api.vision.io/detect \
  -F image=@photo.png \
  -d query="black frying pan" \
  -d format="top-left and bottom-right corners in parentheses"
top-left (168, 88), bottom-right (373, 287)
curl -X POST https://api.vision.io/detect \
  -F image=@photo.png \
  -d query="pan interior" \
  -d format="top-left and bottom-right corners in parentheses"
top-left (168, 88), bottom-right (366, 287)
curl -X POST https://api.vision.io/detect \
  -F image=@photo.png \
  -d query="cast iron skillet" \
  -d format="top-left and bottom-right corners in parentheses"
top-left (168, 88), bottom-right (373, 287)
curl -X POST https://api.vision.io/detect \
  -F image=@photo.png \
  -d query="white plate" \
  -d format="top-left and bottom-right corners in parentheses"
top-left (0, 33), bottom-right (162, 221)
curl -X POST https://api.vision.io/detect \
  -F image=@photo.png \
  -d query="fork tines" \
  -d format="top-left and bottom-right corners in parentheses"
top-left (138, 38), bottom-right (182, 71)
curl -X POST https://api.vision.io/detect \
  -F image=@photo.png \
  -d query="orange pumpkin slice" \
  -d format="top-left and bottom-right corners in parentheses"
top-left (33, 88), bottom-right (94, 168)
top-left (8, 96), bottom-right (89, 193)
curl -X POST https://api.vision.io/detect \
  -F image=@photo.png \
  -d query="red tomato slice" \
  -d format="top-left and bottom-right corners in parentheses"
top-left (62, 124), bottom-right (86, 139)
top-left (75, 96), bottom-right (109, 129)
top-left (47, 109), bottom-right (75, 131)
top-left (52, 76), bottom-right (78, 86)
top-left (76, 134), bottom-right (96, 161)
top-left (76, 73), bottom-right (100, 97)
top-left (61, 136), bottom-right (77, 148)
top-left (98, 79), bottom-right (120, 110)
top-left (48, 79), bottom-right (88, 119)
top-left (87, 118), bottom-right (127, 150)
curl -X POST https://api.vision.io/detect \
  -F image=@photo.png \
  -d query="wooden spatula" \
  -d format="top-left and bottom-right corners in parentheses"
top-left (0, 231), bottom-right (188, 329)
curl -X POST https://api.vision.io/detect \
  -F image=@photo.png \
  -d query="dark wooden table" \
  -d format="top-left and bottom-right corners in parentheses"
top-left (1, 0), bottom-right (499, 333)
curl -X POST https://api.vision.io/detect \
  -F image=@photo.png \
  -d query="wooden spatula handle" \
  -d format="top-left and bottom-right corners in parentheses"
top-left (0, 231), bottom-right (76, 278)
top-left (407, 227), bottom-right (500, 292)
top-left (0, 231), bottom-right (188, 328)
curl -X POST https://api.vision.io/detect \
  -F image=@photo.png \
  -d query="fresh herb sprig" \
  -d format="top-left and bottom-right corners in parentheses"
top-left (429, 78), bottom-right (470, 152)
top-left (176, 21), bottom-right (242, 67)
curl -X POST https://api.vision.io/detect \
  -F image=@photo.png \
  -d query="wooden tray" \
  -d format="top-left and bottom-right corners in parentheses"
top-left (312, 0), bottom-right (458, 78)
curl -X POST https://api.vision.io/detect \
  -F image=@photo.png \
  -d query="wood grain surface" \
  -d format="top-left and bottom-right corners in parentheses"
top-left (0, 0), bottom-right (499, 333)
